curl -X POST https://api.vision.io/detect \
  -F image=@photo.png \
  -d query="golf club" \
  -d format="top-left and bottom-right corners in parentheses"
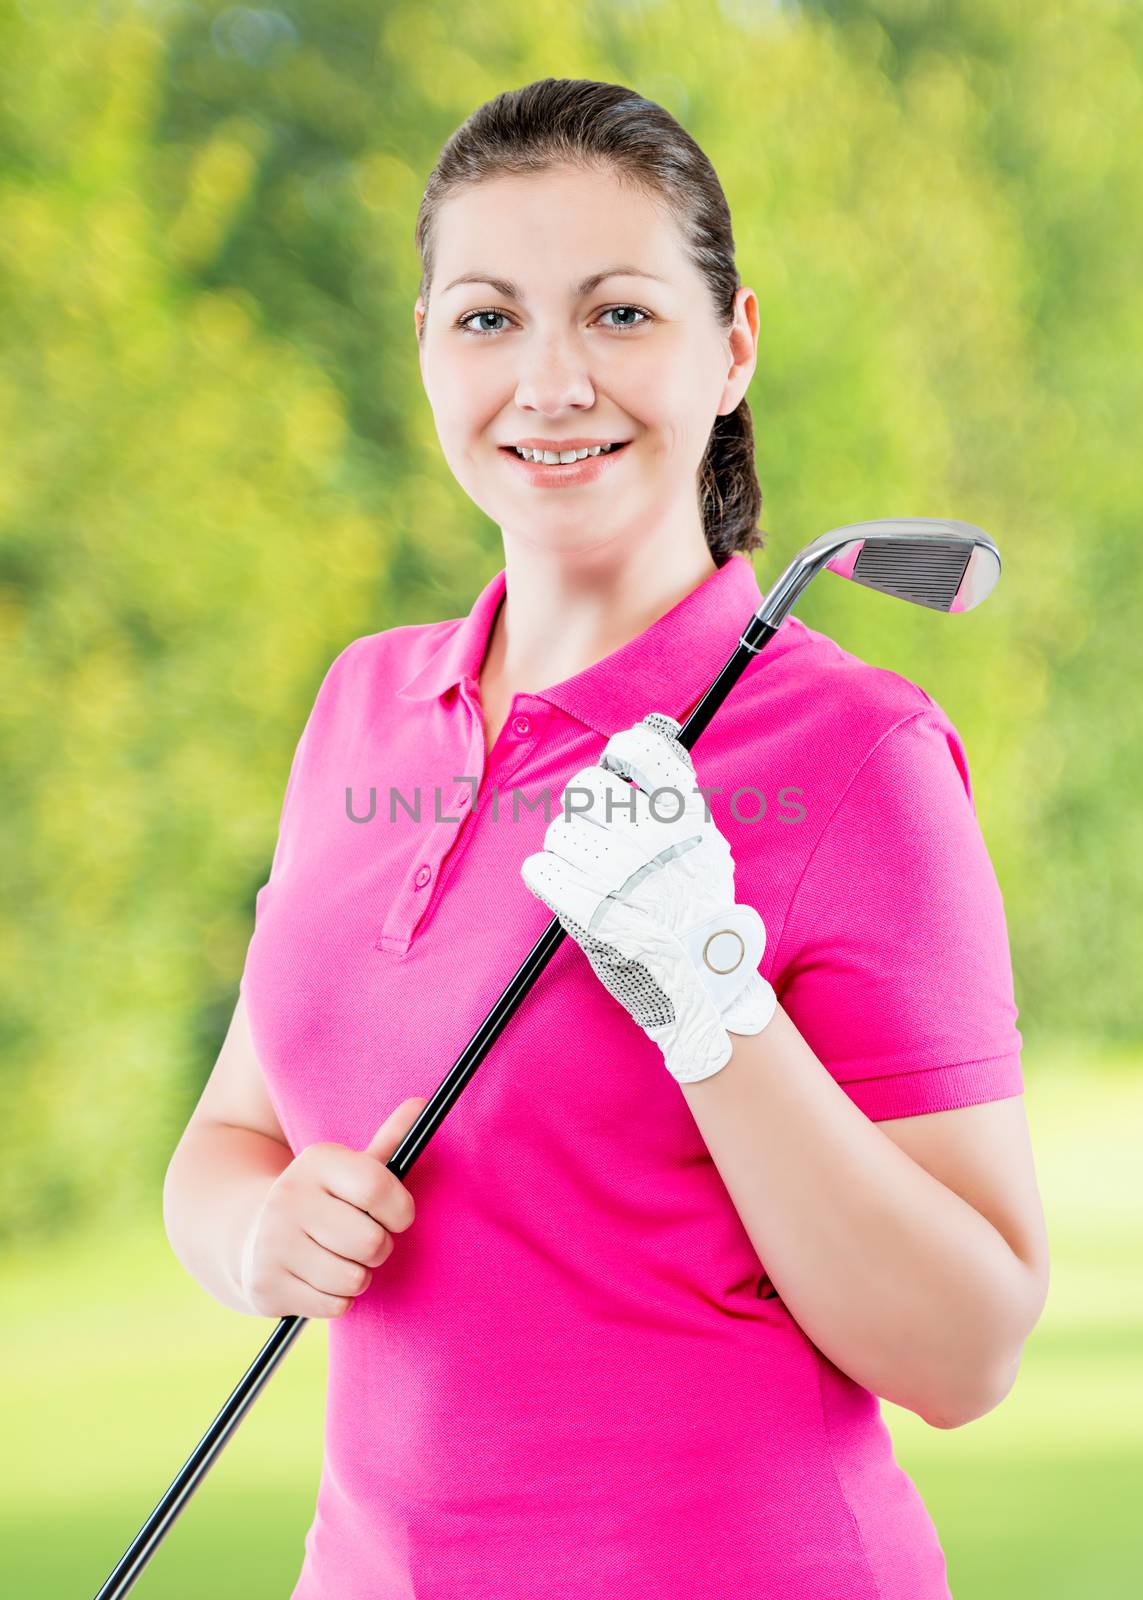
top-left (93, 515), bottom-right (1001, 1597)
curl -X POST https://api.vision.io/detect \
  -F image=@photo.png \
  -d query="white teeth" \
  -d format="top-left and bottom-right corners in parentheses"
top-left (512, 443), bottom-right (619, 463)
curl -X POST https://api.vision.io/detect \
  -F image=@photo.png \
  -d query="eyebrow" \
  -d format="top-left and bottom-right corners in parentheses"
top-left (441, 265), bottom-right (670, 298)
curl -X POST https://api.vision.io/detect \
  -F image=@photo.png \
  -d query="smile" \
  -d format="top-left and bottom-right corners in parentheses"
top-left (498, 440), bottom-right (631, 488)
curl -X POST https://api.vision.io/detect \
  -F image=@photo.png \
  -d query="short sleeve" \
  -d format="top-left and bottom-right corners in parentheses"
top-left (769, 705), bottom-right (1024, 1121)
top-left (238, 637), bottom-right (362, 994)
top-left (238, 719), bottom-right (311, 995)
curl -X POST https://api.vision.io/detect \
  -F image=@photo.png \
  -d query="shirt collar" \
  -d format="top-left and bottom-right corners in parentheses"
top-left (394, 554), bottom-right (775, 737)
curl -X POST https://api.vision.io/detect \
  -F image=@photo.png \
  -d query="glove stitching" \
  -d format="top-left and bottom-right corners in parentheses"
top-left (586, 833), bottom-right (705, 934)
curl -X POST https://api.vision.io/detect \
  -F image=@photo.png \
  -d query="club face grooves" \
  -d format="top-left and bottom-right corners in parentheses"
top-left (755, 517), bottom-right (1001, 628)
top-left (852, 537), bottom-right (973, 610)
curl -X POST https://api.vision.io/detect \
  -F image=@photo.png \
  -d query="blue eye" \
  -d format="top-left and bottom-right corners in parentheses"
top-left (455, 305), bottom-right (652, 337)
top-left (598, 306), bottom-right (650, 331)
top-left (458, 310), bottom-right (510, 336)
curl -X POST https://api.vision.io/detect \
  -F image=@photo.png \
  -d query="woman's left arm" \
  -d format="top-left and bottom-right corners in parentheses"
top-left (680, 1001), bottom-right (1051, 1430)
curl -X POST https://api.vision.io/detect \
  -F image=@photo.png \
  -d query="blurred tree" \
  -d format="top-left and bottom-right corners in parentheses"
top-left (1, 0), bottom-right (1139, 1244)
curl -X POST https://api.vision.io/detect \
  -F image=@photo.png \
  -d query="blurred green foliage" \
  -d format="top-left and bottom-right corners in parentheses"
top-left (1, 0), bottom-right (1140, 1245)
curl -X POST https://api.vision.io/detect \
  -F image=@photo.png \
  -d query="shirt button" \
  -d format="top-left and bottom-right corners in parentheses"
top-left (414, 864), bottom-right (432, 889)
top-left (512, 715), bottom-right (532, 737)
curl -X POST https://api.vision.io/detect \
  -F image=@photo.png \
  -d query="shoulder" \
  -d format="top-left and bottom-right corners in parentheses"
top-left (310, 612), bottom-right (463, 710)
top-left (764, 622), bottom-right (987, 862)
top-left (740, 612), bottom-right (962, 774)
top-left (321, 614), bottom-right (454, 678)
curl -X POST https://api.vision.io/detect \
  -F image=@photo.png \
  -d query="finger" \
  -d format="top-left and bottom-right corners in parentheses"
top-left (306, 1188), bottom-right (393, 1262)
top-left (295, 1231), bottom-right (377, 1299)
top-left (540, 808), bottom-right (651, 886)
top-left (520, 850), bottom-right (603, 932)
top-left (282, 1268), bottom-right (354, 1319)
top-left (545, 813), bottom-right (708, 921)
top-left (315, 1146), bottom-right (413, 1228)
top-left (522, 846), bottom-right (681, 950)
top-left (598, 748), bottom-right (705, 838)
top-left (548, 766), bottom-right (699, 857)
top-left (599, 719), bottom-right (696, 798)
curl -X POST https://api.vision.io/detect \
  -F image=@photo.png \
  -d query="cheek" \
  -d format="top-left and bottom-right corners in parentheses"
top-left (426, 370), bottom-right (499, 442)
top-left (614, 339), bottom-right (710, 427)
top-left (635, 387), bottom-right (713, 460)
top-left (660, 361), bottom-right (728, 452)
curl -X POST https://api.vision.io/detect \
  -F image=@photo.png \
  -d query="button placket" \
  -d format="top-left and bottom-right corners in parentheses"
top-left (377, 703), bottom-right (543, 955)
top-left (374, 709), bottom-right (491, 952)
top-left (406, 759), bottom-right (484, 916)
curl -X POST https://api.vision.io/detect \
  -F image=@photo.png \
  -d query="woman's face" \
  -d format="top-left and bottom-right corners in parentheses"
top-left (415, 164), bottom-right (757, 554)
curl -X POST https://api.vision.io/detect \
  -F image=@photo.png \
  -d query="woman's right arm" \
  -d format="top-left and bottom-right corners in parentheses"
top-left (163, 993), bottom-right (425, 1319)
top-left (162, 992), bottom-right (297, 1315)
top-left (163, 1117), bottom-right (295, 1315)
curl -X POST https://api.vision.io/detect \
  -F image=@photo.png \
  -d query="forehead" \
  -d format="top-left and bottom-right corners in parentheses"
top-left (431, 167), bottom-right (686, 284)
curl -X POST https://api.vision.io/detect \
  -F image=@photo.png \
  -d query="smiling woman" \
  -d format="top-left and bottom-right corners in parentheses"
top-left (412, 91), bottom-right (765, 575)
top-left (215, 75), bottom-right (1047, 1600)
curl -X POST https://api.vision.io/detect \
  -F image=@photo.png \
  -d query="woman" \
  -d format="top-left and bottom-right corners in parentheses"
top-left (174, 79), bottom-right (1050, 1598)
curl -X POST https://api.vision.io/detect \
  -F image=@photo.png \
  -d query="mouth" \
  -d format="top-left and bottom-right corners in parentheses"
top-left (497, 439), bottom-right (633, 489)
top-left (499, 441), bottom-right (631, 464)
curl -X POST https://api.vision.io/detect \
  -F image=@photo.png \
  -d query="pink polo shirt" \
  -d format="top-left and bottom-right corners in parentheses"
top-left (240, 552), bottom-right (1024, 1599)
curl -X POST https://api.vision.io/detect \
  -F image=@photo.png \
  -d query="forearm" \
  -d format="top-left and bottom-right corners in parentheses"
top-left (679, 1001), bottom-right (1042, 1428)
top-left (163, 1120), bottom-right (295, 1315)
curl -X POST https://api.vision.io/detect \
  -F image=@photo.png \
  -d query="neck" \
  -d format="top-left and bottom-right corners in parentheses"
top-left (482, 516), bottom-right (721, 694)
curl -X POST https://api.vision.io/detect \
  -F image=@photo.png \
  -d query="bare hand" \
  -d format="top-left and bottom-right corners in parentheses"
top-left (239, 1096), bottom-right (427, 1318)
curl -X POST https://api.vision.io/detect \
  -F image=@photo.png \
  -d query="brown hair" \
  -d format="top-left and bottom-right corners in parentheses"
top-left (413, 78), bottom-right (766, 566)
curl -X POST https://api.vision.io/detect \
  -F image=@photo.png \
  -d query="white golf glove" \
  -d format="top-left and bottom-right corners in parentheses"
top-left (520, 711), bottom-right (777, 1084)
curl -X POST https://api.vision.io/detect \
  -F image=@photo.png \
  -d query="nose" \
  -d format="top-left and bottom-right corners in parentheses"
top-left (513, 329), bottom-right (596, 415)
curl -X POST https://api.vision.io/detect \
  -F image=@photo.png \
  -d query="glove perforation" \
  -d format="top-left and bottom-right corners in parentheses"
top-left (600, 711), bottom-right (695, 786)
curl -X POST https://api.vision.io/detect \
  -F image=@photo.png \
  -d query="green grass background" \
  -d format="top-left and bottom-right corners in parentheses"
top-left (4, 1049), bottom-right (1139, 1597)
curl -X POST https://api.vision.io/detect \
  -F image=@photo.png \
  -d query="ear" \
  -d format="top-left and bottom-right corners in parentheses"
top-left (717, 285), bottom-right (759, 416)
top-left (414, 296), bottom-right (426, 350)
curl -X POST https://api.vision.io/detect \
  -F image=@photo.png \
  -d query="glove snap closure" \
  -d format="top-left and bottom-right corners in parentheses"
top-left (702, 929), bottom-right (745, 974)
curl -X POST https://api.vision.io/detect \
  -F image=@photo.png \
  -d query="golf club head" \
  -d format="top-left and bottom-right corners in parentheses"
top-left (757, 517), bottom-right (1001, 629)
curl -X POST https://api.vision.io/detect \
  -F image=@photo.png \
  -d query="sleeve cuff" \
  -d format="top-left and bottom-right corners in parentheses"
top-left (840, 1052), bottom-right (1026, 1121)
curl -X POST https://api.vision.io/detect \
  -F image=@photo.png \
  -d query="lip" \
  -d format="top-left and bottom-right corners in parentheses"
top-left (507, 438), bottom-right (631, 451)
top-left (499, 440), bottom-right (631, 489)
